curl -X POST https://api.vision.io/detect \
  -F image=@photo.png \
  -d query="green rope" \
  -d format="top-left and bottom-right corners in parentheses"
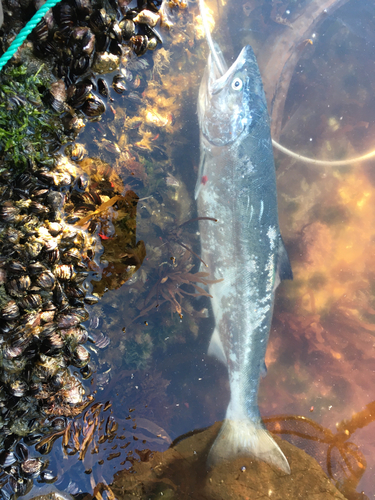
top-left (0, 0), bottom-right (63, 72)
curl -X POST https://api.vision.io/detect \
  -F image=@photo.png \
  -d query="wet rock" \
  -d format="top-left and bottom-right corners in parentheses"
top-left (111, 422), bottom-right (348, 500)
top-left (17, 483), bottom-right (74, 500)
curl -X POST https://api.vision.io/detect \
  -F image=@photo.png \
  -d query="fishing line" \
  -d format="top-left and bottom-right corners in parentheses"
top-left (271, 140), bottom-right (375, 166)
top-left (198, 0), bottom-right (375, 167)
top-left (0, 0), bottom-right (63, 71)
top-left (198, 0), bottom-right (225, 75)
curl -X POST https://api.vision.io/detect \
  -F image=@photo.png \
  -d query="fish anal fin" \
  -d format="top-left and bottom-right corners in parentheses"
top-left (274, 236), bottom-right (293, 291)
top-left (207, 328), bottom-right (227, 365)
top-left (207, 418), bottom-right (290, 474)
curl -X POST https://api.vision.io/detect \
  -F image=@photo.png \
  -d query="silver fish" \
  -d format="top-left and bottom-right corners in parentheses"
top-left (196, 40), bottom-right (293, 472)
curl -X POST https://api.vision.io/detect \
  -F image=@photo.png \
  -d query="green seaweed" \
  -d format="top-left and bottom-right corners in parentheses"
top-left (0, 64), bottom-right (66, 170)
top-left (123, 334), bottom-right (153, 370)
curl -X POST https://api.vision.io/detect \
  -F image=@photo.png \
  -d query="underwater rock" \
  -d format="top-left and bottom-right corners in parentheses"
top-left (16, 484), bottom-right (75, 500)
top-left (256, 0), bottom-right (350, 140)
top-left (133, 9), bottom-right (160, 27)
top-left (111, 422), bottom-right (348, 500)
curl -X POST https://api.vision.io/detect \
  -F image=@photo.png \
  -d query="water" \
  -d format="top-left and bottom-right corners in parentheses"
top-left (2, 0), bottom-right (375, 498)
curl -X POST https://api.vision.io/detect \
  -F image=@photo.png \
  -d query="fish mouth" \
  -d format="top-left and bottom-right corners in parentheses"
top-left (209, 46), bottom-right (257, 88)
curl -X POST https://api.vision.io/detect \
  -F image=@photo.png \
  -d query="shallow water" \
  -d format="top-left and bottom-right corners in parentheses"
top-left (9, 0), bottom-right (375, 498)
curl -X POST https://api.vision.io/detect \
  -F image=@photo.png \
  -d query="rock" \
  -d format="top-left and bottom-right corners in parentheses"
top-left (111, 422), bottom-right (348, 499)
top-left (20, 484), bottom-right (74, 500)
top-left (92, 52), bottom-right (120, 74)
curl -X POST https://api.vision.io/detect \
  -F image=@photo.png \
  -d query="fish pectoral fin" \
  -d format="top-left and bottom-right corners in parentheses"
top-left (274, 236), bottom-right (293, 290)
top-left (260, 360), bottom-right (267, 378)
top-left (207, 327), bottom-right (227, 365)
top-left (194, 150), bottom-right (206, 200)
top-left (207, 418), bottom-right (290, 474)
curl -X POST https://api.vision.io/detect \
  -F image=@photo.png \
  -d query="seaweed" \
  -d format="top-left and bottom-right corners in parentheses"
top-left (137, 250), bottom-right (219, 320)
top-left (0, 65), bottom-right (65, 169)
top-left (264, 401), bottom-right (375, 499)
top-left (122, 334), bottom-right (153, 370)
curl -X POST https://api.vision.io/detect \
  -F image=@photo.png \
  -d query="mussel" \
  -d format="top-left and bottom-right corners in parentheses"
top-left (82, 94), bottom-right (106, 117)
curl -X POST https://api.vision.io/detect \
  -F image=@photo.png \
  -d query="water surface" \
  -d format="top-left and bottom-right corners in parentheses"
top-left (19, 0), bottom-right (375, 498)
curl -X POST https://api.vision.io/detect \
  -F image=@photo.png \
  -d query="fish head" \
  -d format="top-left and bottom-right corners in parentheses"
top-left (198, 45), bottom-right (268, 147)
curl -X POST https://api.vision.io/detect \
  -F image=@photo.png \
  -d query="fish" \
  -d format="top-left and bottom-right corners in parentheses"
top-left (196, 29), bottom-right (293, 472)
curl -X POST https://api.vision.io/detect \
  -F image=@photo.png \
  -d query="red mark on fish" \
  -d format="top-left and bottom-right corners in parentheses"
top-left (201, 175), bottom-right (208, 185)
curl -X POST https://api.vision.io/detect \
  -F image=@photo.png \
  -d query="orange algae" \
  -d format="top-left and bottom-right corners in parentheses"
top-left (281, 166), bottom-right (375, 320)
top-left (261, 155), bottom-right (375, 495)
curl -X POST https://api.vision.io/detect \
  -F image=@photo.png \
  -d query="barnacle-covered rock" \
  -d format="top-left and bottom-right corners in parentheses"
top-left (92, 52), bottom-right (121, 74)
top-left (133, 9), bottom-right (160, 27)
top-left (0, 0), bottom-right (194, 493)
top-left (0, 154), bottom-right (109, 491)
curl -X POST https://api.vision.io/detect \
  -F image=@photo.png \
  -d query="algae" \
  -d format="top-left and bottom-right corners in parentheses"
top-left (0, 64), bottom-right (66, 169)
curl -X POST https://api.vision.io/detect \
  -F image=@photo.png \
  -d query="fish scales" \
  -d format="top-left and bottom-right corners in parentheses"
top-left (196, 45), bottom-right (292, 473)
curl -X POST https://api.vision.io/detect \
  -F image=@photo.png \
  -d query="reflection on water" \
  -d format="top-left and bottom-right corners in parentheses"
top-left (1, 0), bottom-right (375, 498)
top-left (265, 0), bottom-right (375, 496)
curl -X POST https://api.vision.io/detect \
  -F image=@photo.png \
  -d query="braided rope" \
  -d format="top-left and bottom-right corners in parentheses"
top-left (0, 0), bottom-right (62, 71)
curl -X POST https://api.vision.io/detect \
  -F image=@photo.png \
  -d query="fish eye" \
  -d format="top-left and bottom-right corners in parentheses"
top-left (231, 77), bottom-right (243, 91)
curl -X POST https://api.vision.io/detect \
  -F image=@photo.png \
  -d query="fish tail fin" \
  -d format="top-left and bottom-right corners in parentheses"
top-left (207, 418), bottom-right (290, 474)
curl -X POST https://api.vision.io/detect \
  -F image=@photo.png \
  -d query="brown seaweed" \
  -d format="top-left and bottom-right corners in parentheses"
top-left (265, 402), bottom-right (375, 500)
top-left (136, 250), bottom-right (221, 320)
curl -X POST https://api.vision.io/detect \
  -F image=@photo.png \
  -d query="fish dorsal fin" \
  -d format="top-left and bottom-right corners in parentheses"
top-left (208, 327), bottom-right (227, 365)
top-left (194, 150), bottom-right (206, 200)
top-left (274, 237), bottom-right (293, 291)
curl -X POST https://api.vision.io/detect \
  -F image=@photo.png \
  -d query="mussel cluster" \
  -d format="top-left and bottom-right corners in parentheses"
top-left (0, 159), bottom-right (107, 497)
top-left (0, 441), bottom-right (56, 497)
top-left (31, 0), bottom-right (168, 124)
top-left (0, 0), bottom-right (193, 494)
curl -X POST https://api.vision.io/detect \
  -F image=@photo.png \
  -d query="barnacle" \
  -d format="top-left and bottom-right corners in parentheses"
top-left (153, 48), bottom-right (172, 78)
